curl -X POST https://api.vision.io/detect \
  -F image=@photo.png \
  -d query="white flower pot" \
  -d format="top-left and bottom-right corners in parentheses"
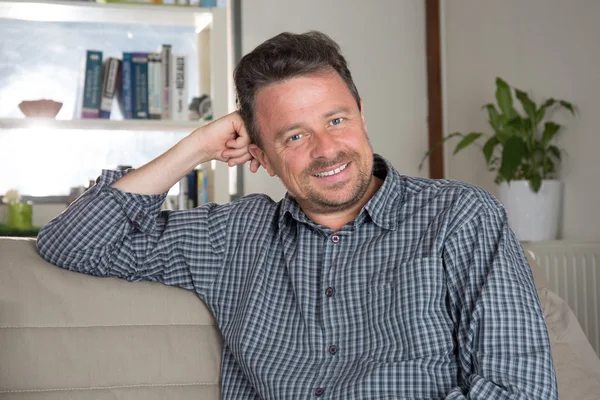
top-left (498, 180), bottom-right (561, 242)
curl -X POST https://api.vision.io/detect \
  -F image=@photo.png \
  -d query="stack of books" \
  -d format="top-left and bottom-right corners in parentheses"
top-left (165, 164), bottom-right (214, 211)
top-left (79, 46), bottom-right (189, 121)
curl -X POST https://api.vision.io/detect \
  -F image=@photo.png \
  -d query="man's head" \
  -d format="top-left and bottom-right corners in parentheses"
top-left (235, 31), bottom-right (376, 217)
top-left (235, 31), bottom-right (361, 149)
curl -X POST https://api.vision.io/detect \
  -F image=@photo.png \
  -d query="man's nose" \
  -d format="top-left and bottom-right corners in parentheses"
top-left (310, 130), bottom-right (338, 160)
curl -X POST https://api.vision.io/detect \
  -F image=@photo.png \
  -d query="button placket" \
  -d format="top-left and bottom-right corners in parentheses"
top-left (317, 232), bottom-right (343, 397)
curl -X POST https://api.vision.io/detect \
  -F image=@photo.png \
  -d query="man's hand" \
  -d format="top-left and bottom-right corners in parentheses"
top-left (191, 111), bottom-right (262, 173)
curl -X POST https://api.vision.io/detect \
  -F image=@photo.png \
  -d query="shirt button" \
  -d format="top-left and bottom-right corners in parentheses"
top-left (325, 287), bottom-right (334, 297)
top-left (328, 345), bottom-right (338, 355)
top-left (134, 212), bottom-right (145, 222)
top-left (331, 235), bottom-right (340, 243)
top-left (315, 387), bottom-right (325, 396)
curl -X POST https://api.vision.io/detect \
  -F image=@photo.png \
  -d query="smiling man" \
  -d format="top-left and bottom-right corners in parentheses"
top-left (37, 31), bottom-right (558, 399)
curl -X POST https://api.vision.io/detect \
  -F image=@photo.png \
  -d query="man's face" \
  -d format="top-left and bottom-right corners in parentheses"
top-left (249, 70), bottom-right (374, 215)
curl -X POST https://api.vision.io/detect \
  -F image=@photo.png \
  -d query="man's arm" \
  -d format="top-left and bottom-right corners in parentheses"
top-left (37, 112), bottom-right (257, 299)
top-left (443, 194), bottom-right (558, 399)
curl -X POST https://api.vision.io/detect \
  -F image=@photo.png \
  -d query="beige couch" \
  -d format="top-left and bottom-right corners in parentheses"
top-left (1, 237), bottom-right (599, 399)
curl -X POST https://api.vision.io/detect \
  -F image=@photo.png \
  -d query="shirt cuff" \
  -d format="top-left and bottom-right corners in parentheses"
top-left (89, 168), bottom-right (168, 233)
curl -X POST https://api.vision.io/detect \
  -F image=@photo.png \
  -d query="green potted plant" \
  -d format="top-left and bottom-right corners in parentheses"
top-left (2, 189), bottom-right (33, 230)
top-left (420, 77), bottom-right (575, 241)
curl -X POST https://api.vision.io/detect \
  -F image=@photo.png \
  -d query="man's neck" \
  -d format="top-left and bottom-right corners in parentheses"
top-left (301, 176), bottom-right (383, 231)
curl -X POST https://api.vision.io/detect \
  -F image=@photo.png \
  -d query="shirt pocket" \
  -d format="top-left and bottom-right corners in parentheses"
top-left (365, 257), bottom-right (454, 363)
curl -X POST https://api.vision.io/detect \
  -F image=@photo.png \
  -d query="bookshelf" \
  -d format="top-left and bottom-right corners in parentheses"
top-left (0, 0), bottom-right (234, 204)
top-left (0, 118), bottom-right (207, 132)
top-left (0, 0), bottom-right (213, 27)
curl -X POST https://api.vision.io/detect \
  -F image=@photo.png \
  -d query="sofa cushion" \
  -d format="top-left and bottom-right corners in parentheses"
top-left (524, 249), bottom-right (600, 399)
top-left (0, 238), bottom-right (222, 399)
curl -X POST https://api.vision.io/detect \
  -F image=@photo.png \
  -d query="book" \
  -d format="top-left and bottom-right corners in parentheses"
top-left (160, 44), bottom-right (172, 119)
top-left (120, 52), bottom-right (134, 119)
top-left (196, 163), bottom-right (214, 205)
top-left (171, 54), bottom-right (188, 121)
top-left (81, 50), bottom-right (103, 119)
top-left (99, 57), bottom-right (121, 119)
top-left (186, 169), bottom-right (197, 208)
top-left (131, 52), bottom-right (149, 119)
top-left (177, 176), bottom-right (188, 210)
top-left (147, 52), bottom-right (162, 120)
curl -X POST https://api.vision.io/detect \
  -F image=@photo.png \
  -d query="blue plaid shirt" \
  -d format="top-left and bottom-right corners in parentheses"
top-left (37, 155), bottom-right (557, 399)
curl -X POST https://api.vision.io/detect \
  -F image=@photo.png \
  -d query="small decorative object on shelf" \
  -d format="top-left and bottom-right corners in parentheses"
top-left (189, 94), bottom-right (212, 121)
top-left (18, 99), bottom-right (63, 118)
top-left (2, 189), bottom-right (33, 230)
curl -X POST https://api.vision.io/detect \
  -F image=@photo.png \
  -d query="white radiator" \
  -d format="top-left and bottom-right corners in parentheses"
top-left (522, 241), bottom-right (600, 356)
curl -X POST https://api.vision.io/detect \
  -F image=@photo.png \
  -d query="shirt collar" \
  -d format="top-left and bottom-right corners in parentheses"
top-left (278, 154), bottom-right (403, 231)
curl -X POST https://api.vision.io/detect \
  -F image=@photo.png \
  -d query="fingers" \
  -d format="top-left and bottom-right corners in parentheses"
top-left (249, 158), bottom-right (261, 173)
top-left (227, 153), bottom-right (253, 167)
top-left (226, 135), bottom-right (250, 149)
top-left (221, 147), bottom-right (248, 159)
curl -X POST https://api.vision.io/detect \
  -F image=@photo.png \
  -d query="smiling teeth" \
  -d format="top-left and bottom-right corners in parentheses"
top-left (313, 163), bottom-right (348, 178)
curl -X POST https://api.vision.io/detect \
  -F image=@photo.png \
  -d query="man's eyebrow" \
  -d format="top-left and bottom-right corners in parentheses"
top-left (323, 107), bottom-right (351, 119)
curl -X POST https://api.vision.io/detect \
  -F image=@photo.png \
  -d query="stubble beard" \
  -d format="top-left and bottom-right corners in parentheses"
top-left (299, 151), bottom-right (373, 214)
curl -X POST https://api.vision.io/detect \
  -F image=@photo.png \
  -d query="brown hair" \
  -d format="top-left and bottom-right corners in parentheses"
top-left (234, 31), bottom-right (361, 148)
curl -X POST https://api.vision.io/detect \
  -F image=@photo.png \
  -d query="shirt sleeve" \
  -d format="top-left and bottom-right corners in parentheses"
top-left (442, 197), bottom-right (558, 399)
top-left (37, 168), bottom-right (229, 300)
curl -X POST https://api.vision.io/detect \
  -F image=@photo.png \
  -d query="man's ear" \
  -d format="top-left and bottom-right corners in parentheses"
top-left (248, 144), bottom-right (276, 177)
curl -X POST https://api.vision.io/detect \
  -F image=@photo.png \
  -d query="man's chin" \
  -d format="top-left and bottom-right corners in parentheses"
top-left (309, 192), bottom-right (363, 213)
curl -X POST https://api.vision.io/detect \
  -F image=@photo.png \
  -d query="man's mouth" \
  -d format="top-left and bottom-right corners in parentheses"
top-left (312, 163), bottom-right (349, 178)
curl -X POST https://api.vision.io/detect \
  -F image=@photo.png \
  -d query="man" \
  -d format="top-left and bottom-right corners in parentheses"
top-left (37, 31), bottom-right (557, 399)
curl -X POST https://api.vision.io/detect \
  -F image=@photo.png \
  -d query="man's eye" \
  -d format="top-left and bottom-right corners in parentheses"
top-left (330, 117), bottom-right (344, 126)
top-left (288, 133), bottom-right (303, 142)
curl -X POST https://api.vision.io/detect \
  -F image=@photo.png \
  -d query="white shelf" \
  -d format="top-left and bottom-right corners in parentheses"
top-left (0, 0), bottom-right (213, 28)
top-left (0, 118), bottom-right (207, 132)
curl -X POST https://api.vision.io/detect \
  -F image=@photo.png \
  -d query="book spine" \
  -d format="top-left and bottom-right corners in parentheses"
top-left (177, 177), bottom-right (188, 210)
top-left (186, 169), bottom-right (197, 208)
top-left (196, 167), bottom-right (205, 206)
top-left (160, 44), bottom-right (172, 119)
top-left (132, 52), bottom-right (149, 119)
top-left (147, 53), bottom-right (162, 119)
top-left (121, 52), bottom-right (134, 119)
top-left (196, 163), bottom-right (213, 205)
top-left (99, 58), bottom-right (121, 119)
top-left (81, 50), bottom-right (103, 119)
top-left (171, 54), bottom-right (188, 121)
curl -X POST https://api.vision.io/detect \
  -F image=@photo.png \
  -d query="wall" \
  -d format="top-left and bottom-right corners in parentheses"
top-left (241, 0), bottom-right (429, 200)
top-left (442, 0), bottom-right (600, 240)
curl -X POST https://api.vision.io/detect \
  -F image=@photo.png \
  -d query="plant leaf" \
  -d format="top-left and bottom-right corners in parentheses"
top-left (454, 132), bottom-right (483, 155)
top-left (536, 98), bottom-right (555, 123)
top-left (506, 116), bottom-right (525, 137)
top-left (484, 103), bottom-right (501, 133)
top-left (495, 78), bottom-right (517, 118)
top-left (548, 145), bottom-right (561, 161)
top-left (499, 136), bottom-right (527, 181)
top-left (418, 132), bottom-right (463, 171)
top-left (482, 136), bottom-right (499, 163)
top-left (542, 122), bottom-right (561, 146)
top-left (560, 100), bottom-right (575, 115)
top-left (530, 174), bottom-right (542, 193)
top-left (515, 89), bottom-right (537, 130)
